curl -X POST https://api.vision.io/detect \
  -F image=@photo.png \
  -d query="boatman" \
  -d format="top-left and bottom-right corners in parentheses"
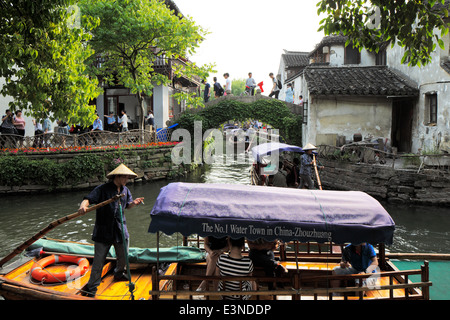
top-left (299, 143), bottom-right (324, 189)
top-left (78, 164), bottom-right (144, 297)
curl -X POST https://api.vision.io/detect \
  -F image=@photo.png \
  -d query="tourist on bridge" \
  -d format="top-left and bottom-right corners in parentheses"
top-left (246, 72), bottom-right (257, 96)
top-left (202, 79), bottom-right (211, 103)
top-left (268, 73), bottom-right (280, 99)
top-left (213, 77), bottom-right (224, 98)
top-left (285, 83), bottom-right (294, 103)
top-left (78, 164), bottom-right (144, 297)
top-left (223, 73), bottom-right (232, 95)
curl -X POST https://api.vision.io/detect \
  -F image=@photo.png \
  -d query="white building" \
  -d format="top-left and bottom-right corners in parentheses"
top-left (387, 31), bottom-right (450, 154)
top-left (299, 35), bottom-right (419, 152)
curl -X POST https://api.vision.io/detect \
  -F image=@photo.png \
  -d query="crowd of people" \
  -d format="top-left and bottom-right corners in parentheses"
top-left (0, 109), bottom-right (156, 149)
top-left (195, 234), bottom-right (378, 300)
top-left (201, 72), bottom-right (304, 106)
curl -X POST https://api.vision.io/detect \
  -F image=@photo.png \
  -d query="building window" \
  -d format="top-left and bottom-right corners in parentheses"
top-left (345, 45), bottom-right (361, 64)
top-left (426, 93), bottom-right (438, 124)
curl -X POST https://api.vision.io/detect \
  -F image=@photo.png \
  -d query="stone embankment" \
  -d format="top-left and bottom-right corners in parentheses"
top-left (320, 159), bottom-right (450, 206)
top-left (0, 146), bottom-right (187, 195)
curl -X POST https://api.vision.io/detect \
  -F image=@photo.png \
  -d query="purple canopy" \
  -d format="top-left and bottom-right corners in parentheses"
top-left (148, 183), bottom-right (395, 245)
top-left (251, 142), bottom-right (303, 162)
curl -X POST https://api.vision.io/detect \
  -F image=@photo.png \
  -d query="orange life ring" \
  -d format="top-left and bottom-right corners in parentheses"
top-left (30, 255), bottom-right (89, 284)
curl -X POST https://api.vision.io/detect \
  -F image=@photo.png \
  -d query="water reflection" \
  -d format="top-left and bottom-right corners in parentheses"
top-left (1, 152), bottom-right (449, 258)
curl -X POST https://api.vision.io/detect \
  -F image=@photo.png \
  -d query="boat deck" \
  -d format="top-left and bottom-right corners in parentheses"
top-left (0, 254), bottom-right (430, 300)
top-left (0, 257), bottom-right (176, 300)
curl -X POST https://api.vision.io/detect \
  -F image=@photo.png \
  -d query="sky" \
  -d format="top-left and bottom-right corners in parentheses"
top-left (174, 0), bottom-right (326, 94)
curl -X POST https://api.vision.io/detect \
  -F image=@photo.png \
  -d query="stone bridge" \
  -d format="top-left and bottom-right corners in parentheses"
top-left (170, 91), bottom-right (304, 146)
top-left (172, 91), bottom-right (303, 121)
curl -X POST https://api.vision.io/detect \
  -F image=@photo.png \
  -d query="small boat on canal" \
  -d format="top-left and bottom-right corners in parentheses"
top-left (0, 183), bottom-right (433, 300)
top-left (250, 142), bottom-right (305, 186)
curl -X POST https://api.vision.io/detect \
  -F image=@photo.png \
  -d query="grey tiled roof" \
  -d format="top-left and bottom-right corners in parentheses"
top-left (309, 35), bottom-right (348, 57)
top-left (282, 51), bottom-right (310, 67)
top-left (304, 66), bottom-right (419, 96)
top-left (441, 60), bottom-right (450, 74)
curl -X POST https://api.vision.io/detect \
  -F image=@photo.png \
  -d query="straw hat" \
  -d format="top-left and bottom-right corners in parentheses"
top-left (106, 164), bottom-right (137, 179)
top-left (302, 143), bottom-right (317, 151)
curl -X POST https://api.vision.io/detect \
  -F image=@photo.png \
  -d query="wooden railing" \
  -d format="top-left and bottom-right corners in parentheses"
top-left (0, 129), bottom-right (173, 151)
top-left (149, 261), bottom-right (431, 300)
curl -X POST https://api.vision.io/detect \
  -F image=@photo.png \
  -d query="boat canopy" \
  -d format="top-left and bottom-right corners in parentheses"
top-left (148, 183), bottom-right (395, 245)
top-left (251, 142), bottom-right (303, 162)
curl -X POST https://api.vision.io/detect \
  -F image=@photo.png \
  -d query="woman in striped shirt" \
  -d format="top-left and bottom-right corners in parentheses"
top-left (216, 237), bottom-right (254, 300)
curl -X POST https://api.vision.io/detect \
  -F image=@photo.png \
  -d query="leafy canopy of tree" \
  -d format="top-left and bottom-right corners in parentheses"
top-left (317, 0), bottom-right (450, 66)
top-left (80, 0), bottom-right (215, 129)
top-left (0, 0), bottom-right (102, 125)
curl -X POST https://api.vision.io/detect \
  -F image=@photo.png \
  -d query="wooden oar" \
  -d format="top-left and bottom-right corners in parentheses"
top-left (312, 154), bottom-right (323, 190)
top-left (0, 193), bottom-right (125, 268)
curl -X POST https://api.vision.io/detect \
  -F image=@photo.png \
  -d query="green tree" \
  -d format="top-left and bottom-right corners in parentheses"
top-left (231, 78), bottom-right (246, 96)
top-left (0, 0), bottom-right (102, 125)
top-left (80, 0), bottom-right (214, 129)
top-left (317, 0), bottom-right (450, 66)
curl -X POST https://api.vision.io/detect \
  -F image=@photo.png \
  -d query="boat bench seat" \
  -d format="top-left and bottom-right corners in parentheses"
top-left (281, 261), bottom-right (339, 271)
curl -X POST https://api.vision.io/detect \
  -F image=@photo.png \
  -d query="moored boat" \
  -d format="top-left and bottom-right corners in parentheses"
top-left (250, 142), bottom-right (305, 186)
top-left (0, 183), bottom-right (436, 300)
top-left (147, 182), bottom-right (432, 300)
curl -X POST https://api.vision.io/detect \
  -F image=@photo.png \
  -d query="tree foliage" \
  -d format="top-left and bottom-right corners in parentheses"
top-left (317, 0), bottom-right (450, 66)
top-left (79, 0), bottom-right (215, 129)
top-left (0, 0), bottom-right (102, 125)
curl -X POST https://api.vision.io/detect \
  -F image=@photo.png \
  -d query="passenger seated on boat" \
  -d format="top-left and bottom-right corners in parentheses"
top-left (248, 238), bottom-right (288, 290)
top-left (270, 162), bottom-right (288, 187)
top-left (254, 162), bottom-right (269, 185)
top-left (216, 237), bottom-right (254, 300)
top-left (332, 243), bottom-right (379, 287)
top-left (286, 158), bottom-right (300, 188)
top-left (197, 236), bottom-right (230, 292)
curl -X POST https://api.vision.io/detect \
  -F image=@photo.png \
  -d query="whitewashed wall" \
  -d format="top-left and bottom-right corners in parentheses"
top-left (387, 32), bottom-right (450, 153)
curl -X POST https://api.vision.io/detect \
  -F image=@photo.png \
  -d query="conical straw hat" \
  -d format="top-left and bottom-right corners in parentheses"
top-left (302, 143), bottom-right (317, 151)
top-left (107, 164), bottom-right (137, 179)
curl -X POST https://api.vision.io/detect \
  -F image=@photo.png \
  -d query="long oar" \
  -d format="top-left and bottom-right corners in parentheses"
top-left (0, 193), bottom-right (124, 268)
top-left (312, 154), bottom-right (323, 190)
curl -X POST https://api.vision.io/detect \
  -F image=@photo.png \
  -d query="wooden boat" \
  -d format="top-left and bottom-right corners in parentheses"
top-left (0, 183), bottom-right (434, 300)
top-left (147, 183), bottom-right (432, 300)
top-left (0, 238), bottom-right (204, 300)
top-left (250, 142), bottom-right (304, 186)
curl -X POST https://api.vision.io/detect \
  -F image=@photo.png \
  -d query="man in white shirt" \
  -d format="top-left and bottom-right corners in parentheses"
top-left (223, 73), bottom-right (232, 94)
top-left (120, 110), bottom-right (128, 132)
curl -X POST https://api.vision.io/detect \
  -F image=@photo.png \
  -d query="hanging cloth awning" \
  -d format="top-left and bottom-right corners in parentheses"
top-left (251, 142), bottom-right (304, 162)
top-left (148, 183), bottom-right (395, 245)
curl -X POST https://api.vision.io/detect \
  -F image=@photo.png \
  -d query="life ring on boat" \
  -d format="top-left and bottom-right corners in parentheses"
top-left (30, 255), bottom-right (89, 284)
